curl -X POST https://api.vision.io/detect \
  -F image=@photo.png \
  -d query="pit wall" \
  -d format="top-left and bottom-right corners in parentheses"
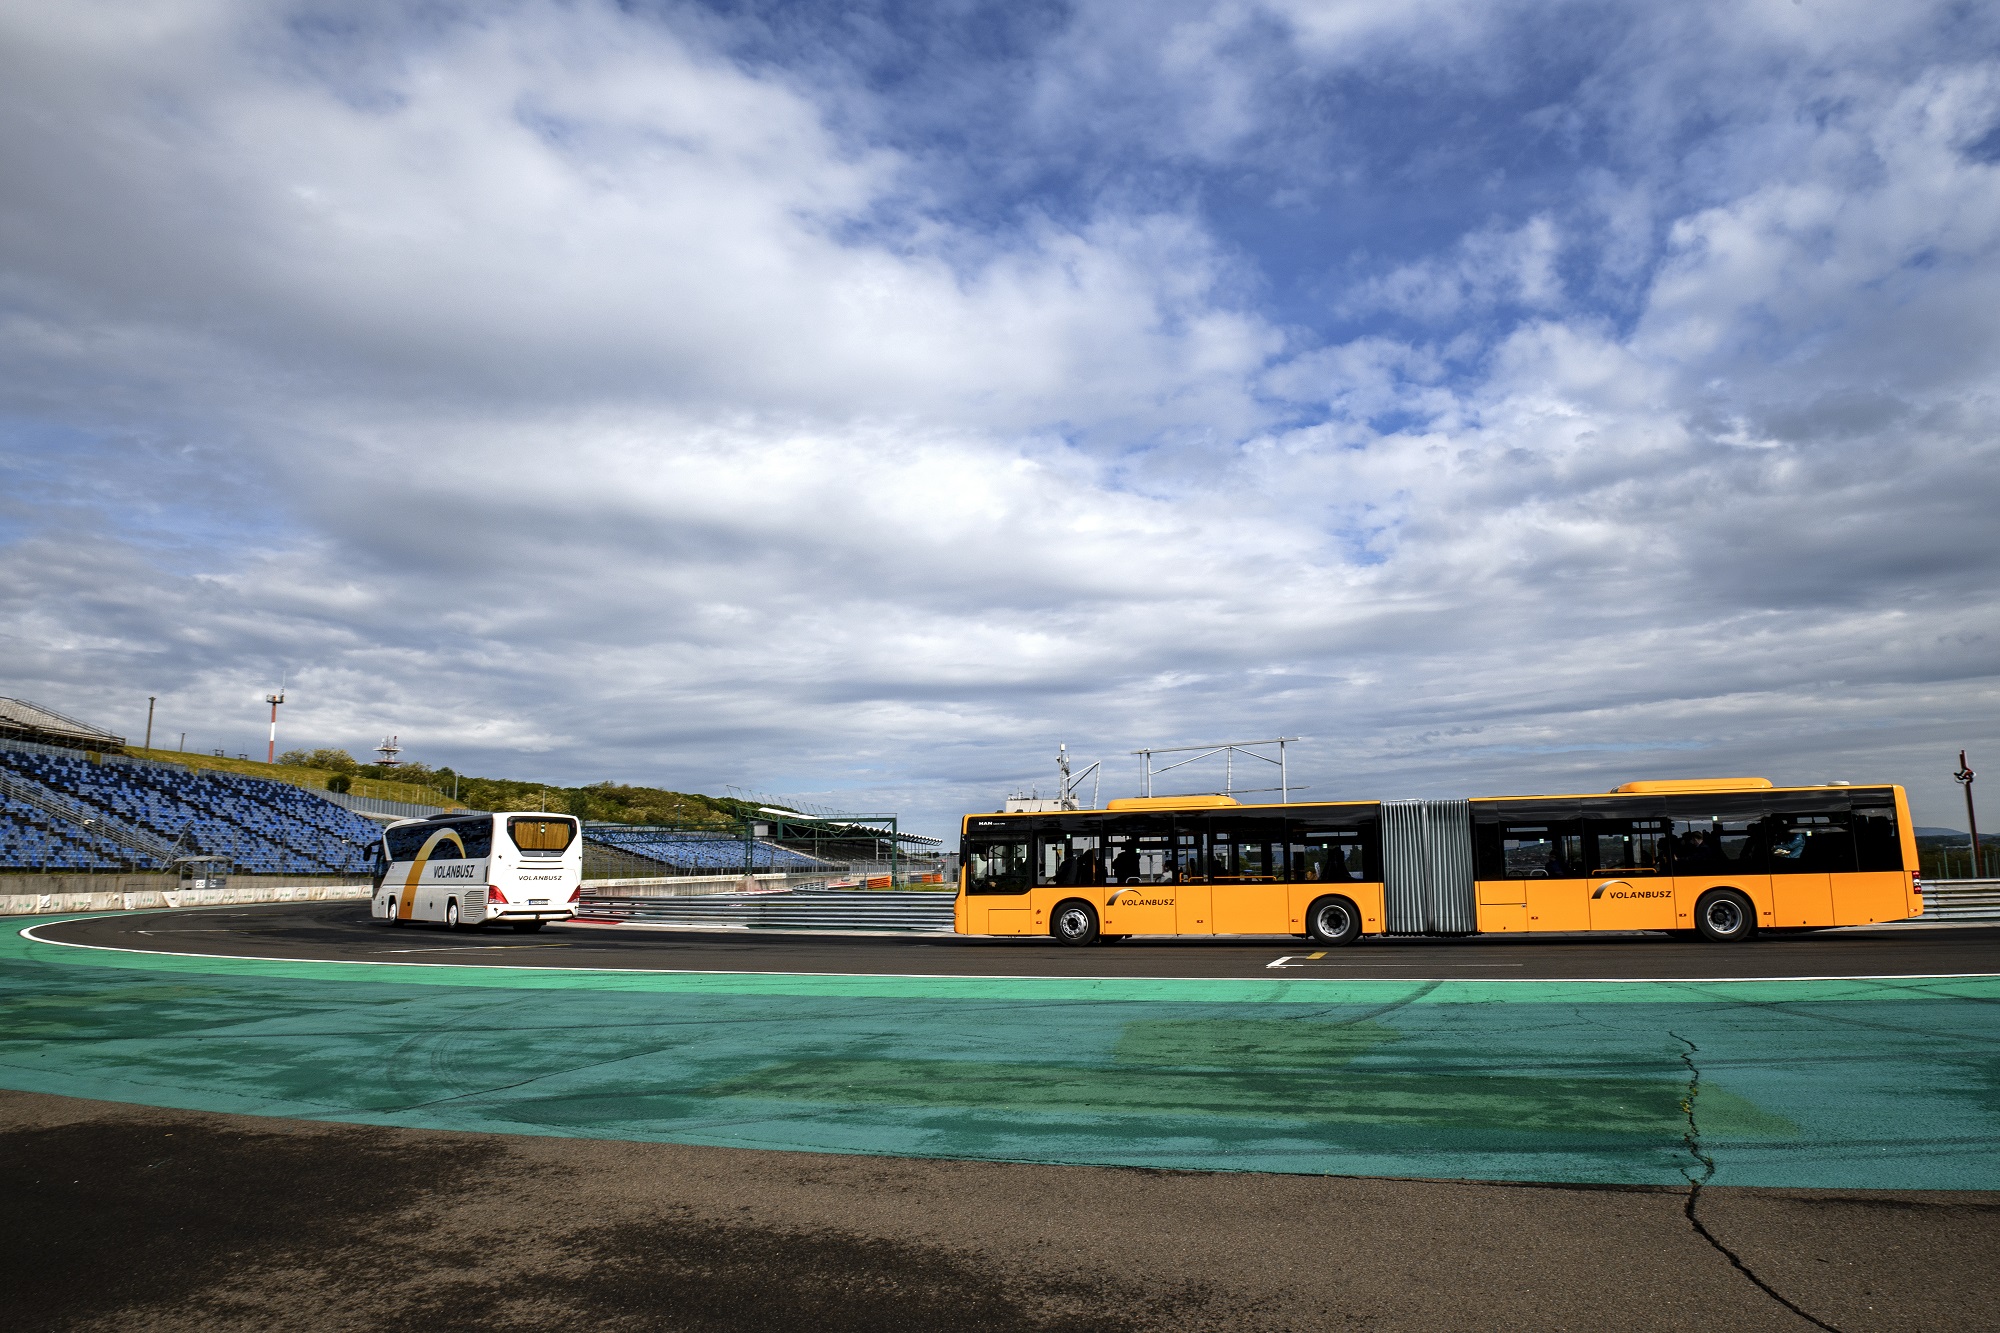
top-left (0, 872), bottom-right (369, 916)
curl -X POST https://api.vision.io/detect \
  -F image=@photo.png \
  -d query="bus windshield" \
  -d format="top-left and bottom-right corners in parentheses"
top-left (508, 816), bottom-right (576, 856)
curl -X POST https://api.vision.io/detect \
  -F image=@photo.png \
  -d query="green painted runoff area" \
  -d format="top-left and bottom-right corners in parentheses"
top-left (3, 915), bottom-right (1997, 1189)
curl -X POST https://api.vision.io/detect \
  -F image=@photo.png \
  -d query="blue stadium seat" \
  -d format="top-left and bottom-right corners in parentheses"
top-left (0, 750), bottom-right (384, 874)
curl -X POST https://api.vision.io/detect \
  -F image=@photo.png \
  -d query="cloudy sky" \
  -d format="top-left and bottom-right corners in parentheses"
top-left (3, 0), bottom-right (1997, 836)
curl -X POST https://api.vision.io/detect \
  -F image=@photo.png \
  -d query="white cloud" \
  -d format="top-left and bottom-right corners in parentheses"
top-left (1, 0), bottom-right (1997, 836)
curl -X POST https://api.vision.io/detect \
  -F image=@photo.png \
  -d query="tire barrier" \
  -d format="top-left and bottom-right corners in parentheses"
top-left (579, 885), bottom-right (956, 933)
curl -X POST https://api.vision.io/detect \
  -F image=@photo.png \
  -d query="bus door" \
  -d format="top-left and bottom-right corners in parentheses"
top-left (1171, 824), bottom-right (1211, 933)
top-left (1665, 793), bottom-right (1771, 929)
top-left (963, 832), bottom-right (1034, 933)
top-left (1758, 794), bottom-right (1854, 926)
top-left (1472, 802), bottom-right (1587, 932)
top-left (1848, 790), bottom-right (1914, 922)
top-left (1207, 816), bottom-right (1286, 934)
top-left (1581, 798), bottom-right (1674, 931)
top-left (1100, 817), bottom-right (1178, 936)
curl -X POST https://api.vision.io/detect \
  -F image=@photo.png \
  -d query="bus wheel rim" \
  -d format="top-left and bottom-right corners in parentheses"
top-left (1318, 904), bottom-right (1347, 935)
top-left (1707, 900), bottom-right (1738, 932)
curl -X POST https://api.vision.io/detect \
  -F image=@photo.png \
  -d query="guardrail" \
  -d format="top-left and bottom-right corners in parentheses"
top-left (580, 885), bottom-right (956, 933)
top-left (1921, 880), bottom-right (2000, 921)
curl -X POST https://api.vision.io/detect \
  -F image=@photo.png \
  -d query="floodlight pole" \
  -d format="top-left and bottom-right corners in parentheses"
top-left (144, 696), bottom-right (155, 752)
top-left (264, 690), bottom-right (285, 764)
top-left (1956, 751), bottom-right (1982, 879)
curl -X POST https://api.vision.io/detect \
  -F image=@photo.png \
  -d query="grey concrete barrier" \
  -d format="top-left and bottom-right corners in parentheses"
top-left (2, 882), bottom-right (371, 915)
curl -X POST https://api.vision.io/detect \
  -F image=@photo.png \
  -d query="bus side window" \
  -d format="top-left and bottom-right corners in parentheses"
top-left (1289, 830), bottom-right (1365, 882)
top-left (1764, 811), bottom-right (1855, 874)
top-left (1038, 835), bottom-right (1103, 886)
top-left (1853, 805), bottom-right (1902, 872)
top-left (1477, 822), bottom-right (1583, 878)
top-left (384, 822), bottom-right (430, 862)
top-left (967, 841), bottom-right (1031, 894)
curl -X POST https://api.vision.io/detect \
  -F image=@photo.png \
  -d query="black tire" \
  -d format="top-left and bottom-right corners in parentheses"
top-left (512, 920), bottom-right (545, 934)
top-left (380, 899), bottom-right (401, 926)
top-left (1694, 888), bottom-right (1756, 943)
top-left (1050, 899), bottom-right (1099, 947)
top-left (1305, 895), bottom-right (1362, 945)
top-left (445, 900), bottom-right (461, 930)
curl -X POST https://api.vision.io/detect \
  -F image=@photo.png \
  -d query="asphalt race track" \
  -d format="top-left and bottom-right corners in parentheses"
top-left (6, 904), bottom-right (2000, 1330)
top-left (31, 899), bottom-right (2000, 980)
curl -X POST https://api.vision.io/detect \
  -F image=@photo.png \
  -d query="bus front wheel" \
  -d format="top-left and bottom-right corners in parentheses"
top-left (1694, 889), bottom-right (1756, 943)
top-left (1306, 895), bottom-right (1362, 946)
top-left (1051, 900), bottom-right (1099, 947)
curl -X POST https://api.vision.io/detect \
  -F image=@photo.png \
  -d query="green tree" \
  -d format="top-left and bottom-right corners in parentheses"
top-left (278, 748), bottom-right (360, 772)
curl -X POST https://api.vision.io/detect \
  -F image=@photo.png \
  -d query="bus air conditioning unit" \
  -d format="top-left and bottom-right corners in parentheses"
top-left (1381, 799), bottom-right (1477, 935)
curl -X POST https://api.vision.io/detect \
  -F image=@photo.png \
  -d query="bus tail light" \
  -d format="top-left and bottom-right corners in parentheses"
top-left (567, 886), bottom-right (581, 903)
top-left (1912, 871), bottom-right (1923, 896)
top-left (487, 885), bottom-right (509, 905)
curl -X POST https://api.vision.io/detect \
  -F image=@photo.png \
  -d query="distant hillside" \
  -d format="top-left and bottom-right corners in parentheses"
top-left (125, 747), bottom-right (466, 809)
top-left (263, 747), bottom-right (774, 827)
top-left (1917, 829), bottom-right (1999, 880)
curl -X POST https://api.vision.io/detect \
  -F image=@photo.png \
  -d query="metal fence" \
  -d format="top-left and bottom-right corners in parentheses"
top-left (579, 884), bottom-right (956, 933)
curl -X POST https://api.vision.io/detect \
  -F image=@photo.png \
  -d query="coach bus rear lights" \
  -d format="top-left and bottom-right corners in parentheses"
top-left (486, 885), bottom-right (509, 904)
top-left (567, 886), bottom-right (581, 903)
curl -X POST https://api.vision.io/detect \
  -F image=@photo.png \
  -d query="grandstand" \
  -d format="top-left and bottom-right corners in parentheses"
top-left (585, 825), bottom-right (832, 876)
top-left (0, 697), bottom-right (124, 752)
top-left (0, 694), bottom-right (933, 885)
top-left (0, 744), bottom-right (383, 875)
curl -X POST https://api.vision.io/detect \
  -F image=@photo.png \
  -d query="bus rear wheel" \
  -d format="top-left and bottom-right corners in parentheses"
top-left (445, 900), bottom-right (461, 930)
top-left (1306, 895), bottom-right (1362, 946)
top-left (1050, 900), bottom-right (1098, 947)
top-left (512, 920), bottom-right (545, 933)
top-left (1694, 889), bottom-right (1756, 943)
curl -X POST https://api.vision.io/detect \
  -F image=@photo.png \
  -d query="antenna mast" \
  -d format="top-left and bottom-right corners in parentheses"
top-left (1057, 743), bottom-right (1101, 811)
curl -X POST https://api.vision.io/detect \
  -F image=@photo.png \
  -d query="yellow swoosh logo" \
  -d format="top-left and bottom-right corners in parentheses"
top-left (399, 828), bottom-right (468, 920)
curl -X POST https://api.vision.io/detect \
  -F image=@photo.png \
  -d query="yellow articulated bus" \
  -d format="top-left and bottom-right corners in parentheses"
top-left (955, 778), bottom-right (1921, 946)
top-left (371, 811), bottom-right (582, 932)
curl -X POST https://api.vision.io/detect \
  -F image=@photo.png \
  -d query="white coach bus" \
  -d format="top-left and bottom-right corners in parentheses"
top-left (370, 812), bottom-right (583, 932)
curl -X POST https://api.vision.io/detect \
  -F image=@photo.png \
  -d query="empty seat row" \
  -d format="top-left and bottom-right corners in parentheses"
top-left (0, 750), bottom-right (384, 874)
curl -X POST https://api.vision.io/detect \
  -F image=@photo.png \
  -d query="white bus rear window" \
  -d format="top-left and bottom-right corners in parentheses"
top-left (509, 817), bottom-right (576, 854)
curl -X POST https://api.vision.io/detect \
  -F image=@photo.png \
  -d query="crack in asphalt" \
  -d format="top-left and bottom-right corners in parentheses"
top-left (1672, 1031), bottom-right (1842, 1331)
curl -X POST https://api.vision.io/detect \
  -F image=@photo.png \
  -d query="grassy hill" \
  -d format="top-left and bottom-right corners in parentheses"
top-left (124, 748), bottom-right (467, 809)
top-left (127, 745), bottom-right (780, 828)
